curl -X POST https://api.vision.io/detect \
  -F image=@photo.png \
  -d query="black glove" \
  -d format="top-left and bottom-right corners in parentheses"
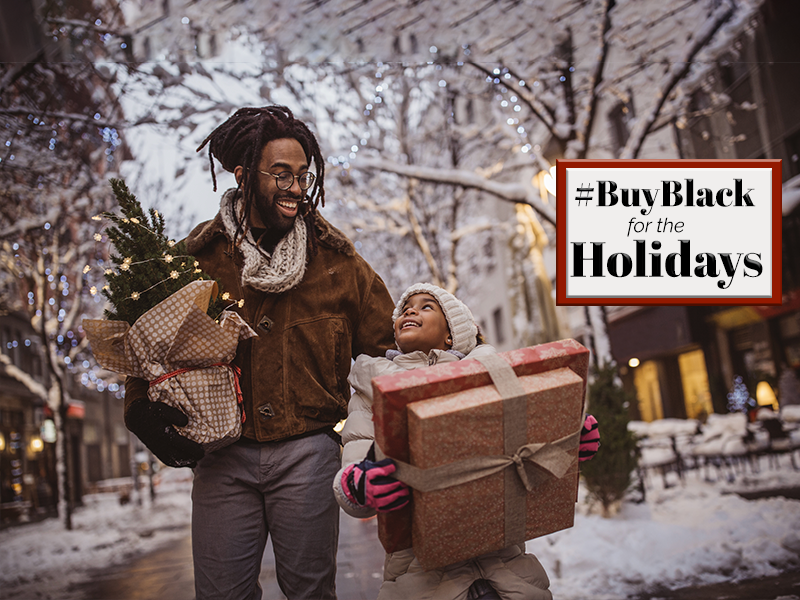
top-left (126, 399), bottom-right (205, 468)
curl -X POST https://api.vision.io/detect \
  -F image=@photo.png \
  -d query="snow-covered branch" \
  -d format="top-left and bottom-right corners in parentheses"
top-left (466, 60), bottom-right (558, 139)
top-left (0, 352), bottom-right (48, 402)
top-left (355, 155), bottom-right (556, 226)
top-left (620, 0), bottom-right (735, 159)
top-left (572, 0), bottom-right (613, 158)
top-left (0, 107), bottom-right (121, 130)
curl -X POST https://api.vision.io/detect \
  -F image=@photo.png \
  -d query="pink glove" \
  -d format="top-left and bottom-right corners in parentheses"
top-left (579, 414), bottom-right (600, 462)
top-left (341, 457), bottom-right (410, 512)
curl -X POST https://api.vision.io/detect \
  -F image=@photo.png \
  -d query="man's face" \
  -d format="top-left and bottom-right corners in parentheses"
top-left (394, 293), bottom-right (451, 355)
top-left (241, 137), bottom-right (309, 235)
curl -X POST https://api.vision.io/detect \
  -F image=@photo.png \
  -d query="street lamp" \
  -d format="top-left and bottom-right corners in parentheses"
top-left (30, 436), bottom-right (44, 453)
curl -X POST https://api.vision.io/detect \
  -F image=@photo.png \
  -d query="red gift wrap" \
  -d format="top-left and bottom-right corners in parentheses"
top-left (372, 339), bottom-right (589, 569)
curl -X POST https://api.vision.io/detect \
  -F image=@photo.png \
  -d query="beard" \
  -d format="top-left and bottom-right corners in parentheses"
top-left (252, 188), bottom-right (303, 237)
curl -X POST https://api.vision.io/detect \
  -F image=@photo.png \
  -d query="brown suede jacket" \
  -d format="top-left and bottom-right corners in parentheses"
top-left (124, 205), bottom-right (395, 442)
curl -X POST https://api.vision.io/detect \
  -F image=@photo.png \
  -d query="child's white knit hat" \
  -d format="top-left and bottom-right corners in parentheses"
top-left (392, 283), bottom-right (478, 355)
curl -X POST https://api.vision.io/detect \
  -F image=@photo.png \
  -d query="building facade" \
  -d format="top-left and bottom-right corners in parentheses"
top-left (0, 312), bottom-right (131, 525)
top-left (605, 0), bottom-right (800, 421)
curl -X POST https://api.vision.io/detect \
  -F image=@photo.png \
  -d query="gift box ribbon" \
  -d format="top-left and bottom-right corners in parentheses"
top-left (376, 353), bottom-right (579, 547)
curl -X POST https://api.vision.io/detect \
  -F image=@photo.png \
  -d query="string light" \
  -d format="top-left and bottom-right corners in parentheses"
top-left (87, 212), bottom-right (246, 312)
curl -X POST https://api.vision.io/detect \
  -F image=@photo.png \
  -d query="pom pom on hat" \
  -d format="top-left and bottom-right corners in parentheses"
top-left (393, 283), bottom-right (478, 355)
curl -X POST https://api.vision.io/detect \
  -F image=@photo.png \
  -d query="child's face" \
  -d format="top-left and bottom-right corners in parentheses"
top-left (394, 293), bottom-right (451, 355)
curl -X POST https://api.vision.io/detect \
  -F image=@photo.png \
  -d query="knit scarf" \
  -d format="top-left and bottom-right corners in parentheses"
top-left (220, 189), bottom-right (308, 293)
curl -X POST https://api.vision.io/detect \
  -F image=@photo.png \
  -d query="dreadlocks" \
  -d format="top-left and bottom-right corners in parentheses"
top-left (196, 106), bottom-right (326, 255)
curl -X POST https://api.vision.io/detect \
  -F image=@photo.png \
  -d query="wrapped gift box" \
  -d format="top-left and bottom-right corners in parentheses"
top-left (372, 339), bottom-right (589, 568)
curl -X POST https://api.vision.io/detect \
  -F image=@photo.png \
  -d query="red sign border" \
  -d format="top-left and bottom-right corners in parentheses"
top-left (555, 158), bottom-right (782, 306)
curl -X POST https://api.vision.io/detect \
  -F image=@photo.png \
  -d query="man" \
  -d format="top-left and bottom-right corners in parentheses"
top-left (123, 106), bottom-right (396, 600)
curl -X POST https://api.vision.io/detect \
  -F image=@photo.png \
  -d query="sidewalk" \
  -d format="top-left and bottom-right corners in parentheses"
top-left (72, 511), bottom-right (385, 600)
top-left (630, 569), bottom-right (800, 600)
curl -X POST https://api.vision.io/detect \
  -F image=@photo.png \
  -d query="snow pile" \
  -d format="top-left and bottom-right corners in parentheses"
top-left (0, 468), bottom-right (192, 600)
top-left (527, 469), bottom-right (800, 599)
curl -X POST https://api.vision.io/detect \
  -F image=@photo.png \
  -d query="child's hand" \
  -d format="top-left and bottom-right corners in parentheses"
top-left (579, 414), bottom-right (600, 462)
top-left (341, 457), bottom-right (410, 512)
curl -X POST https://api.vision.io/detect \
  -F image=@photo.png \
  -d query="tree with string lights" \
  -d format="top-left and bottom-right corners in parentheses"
top-left (114, 0), bottom-right (764, 361)
top-left (0, 0), bottom-right (129, 530)
top-left (96, 178), bottom-right (227, 326)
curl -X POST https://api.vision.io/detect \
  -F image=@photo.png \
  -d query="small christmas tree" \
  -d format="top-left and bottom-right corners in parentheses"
top-left (580, 364), bottom-right (639, 517)
top-left (98, 178), bottom-right (229, 325)
top-left (727, 375), bottom-right (756, 414)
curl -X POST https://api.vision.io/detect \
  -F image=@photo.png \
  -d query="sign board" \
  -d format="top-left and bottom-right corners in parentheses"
top-left (556, 159), bottom-right (782, 305)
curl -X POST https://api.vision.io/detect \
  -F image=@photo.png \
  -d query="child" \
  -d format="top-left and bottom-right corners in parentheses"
top-left (332, 283), bottom-right (599, 600)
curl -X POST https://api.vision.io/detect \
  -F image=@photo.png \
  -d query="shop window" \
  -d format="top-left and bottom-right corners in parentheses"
top-left (678, 349), bottom-right (714, 420)
top-left (633, 360), bottom-right (663, 422)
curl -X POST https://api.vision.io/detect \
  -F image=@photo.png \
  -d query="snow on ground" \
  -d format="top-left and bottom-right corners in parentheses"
top-left (528, 467), bottom-right (800, 599)
top-left (0, 468), bottom-right (193, 600)
top-left (2, 456), bottom-right (800, 599)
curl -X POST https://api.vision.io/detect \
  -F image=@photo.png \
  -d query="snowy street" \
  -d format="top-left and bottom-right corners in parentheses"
top-left (3, 458), bottom-right (800, 600)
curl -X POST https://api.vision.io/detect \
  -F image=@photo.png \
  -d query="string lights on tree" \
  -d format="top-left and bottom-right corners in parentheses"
top-left (85, 178), bottom-right (242, 327)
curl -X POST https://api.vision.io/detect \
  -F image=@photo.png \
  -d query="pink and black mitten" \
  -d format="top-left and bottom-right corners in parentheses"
top-left (579, 414), bottom-right (600, 462)
top-left (341, 457), bottom-right (410, 512)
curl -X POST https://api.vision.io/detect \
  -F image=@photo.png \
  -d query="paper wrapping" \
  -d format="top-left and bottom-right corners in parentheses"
top-left (405, 365), bottom-right (584, 569)
top-left (83, 280), bottom-right (257, 452)
top-left (372, 339), bottom-right (590, 561)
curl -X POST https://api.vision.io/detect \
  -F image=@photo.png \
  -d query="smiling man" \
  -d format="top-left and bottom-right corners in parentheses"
top-left (122, 106), bottom-right (396, 600)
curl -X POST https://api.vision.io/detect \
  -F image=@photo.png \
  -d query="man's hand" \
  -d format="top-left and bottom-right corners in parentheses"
top-left (126, 398), bottom-right (205, 468)
top-left (579, 414), bottom-right (600, 462)
top-left (341, 457), bottom-right (410, 512)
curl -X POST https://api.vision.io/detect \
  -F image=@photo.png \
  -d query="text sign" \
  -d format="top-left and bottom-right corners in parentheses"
top-left (556, 159), bottom-right (782, 306)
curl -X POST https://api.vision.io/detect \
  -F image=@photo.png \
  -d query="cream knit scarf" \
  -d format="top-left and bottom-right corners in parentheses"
top-left (220, 189), bottom-right (308, 293)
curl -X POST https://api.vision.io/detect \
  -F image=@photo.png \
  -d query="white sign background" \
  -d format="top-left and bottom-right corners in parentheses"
top-left (564, 167), bottom-right (773, 299)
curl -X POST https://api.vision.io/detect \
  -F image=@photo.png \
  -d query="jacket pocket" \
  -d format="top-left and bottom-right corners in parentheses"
top-left (286, 316), bottom-right (351, 422)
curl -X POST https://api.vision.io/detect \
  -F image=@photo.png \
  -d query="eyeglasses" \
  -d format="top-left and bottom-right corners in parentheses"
top-left (258, 170), bottom-right (316, 191)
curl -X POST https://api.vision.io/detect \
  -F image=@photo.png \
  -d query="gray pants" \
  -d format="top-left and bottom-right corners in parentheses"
top-left (192, 432), bottom-right (341, 600)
